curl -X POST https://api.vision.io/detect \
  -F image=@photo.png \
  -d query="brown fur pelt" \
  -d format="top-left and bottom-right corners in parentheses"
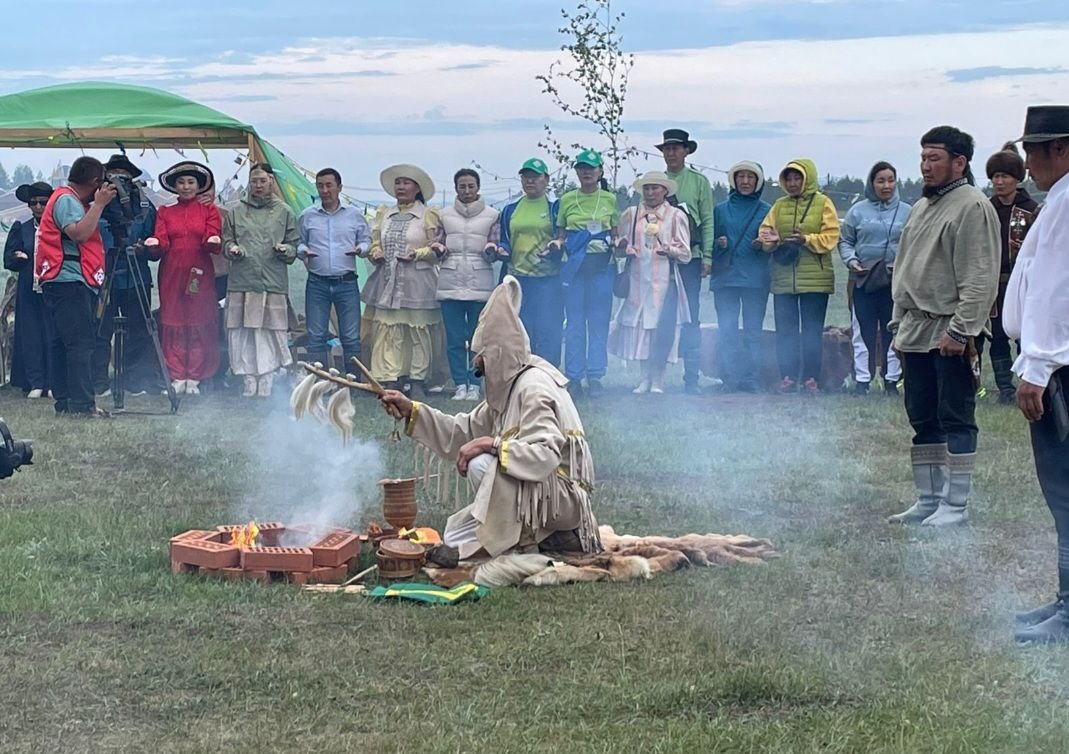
top-left (598, 525), bottom-right (778, 566)
top-left (425, 554), bottom-right (652, 588)
top-left (561, 548), bottom-right (689, 576)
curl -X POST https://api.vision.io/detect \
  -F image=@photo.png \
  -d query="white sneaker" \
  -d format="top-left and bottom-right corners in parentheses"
top-left (452, 385), bottom-right (469, 401)
top-left (242, 376), bottom-right (257, 397)
top-left (96, 388), bottom-right (112, 398)
top-left (632, 381), bottom-right (650, 395)
top-left (171, 380), bottom-right (186, 395)
top-left (257, 374), bottom-right (273, 397)
top-left (27, 388), bottom-right (43, 399)
top-left (466, 385), bottom-right (481, 402)
top-left (185, 380), bottom-right (200, 395)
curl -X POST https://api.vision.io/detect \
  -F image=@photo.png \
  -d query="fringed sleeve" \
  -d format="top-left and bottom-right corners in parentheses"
top-left (407, 401), bottom-right (494, 461)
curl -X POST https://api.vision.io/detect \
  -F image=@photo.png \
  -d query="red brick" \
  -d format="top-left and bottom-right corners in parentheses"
top-left (201, 567), bottom-right (250, 582)
top-left (310, 531), bottom-right (361, 568)
top-left (171, 540), bottom-right (240, 570)
top-left (241, 547), bottom-right (314, 572)
top-left (169, 530), bottom-right (220, 559)
top-left (171, 561), bottom-right (197, 574)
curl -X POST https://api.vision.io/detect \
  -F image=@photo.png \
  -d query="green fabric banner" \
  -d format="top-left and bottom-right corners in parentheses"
top-left (0, 81), bottom-right (316, 216)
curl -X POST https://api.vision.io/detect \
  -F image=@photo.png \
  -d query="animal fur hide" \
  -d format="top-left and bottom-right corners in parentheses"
top-left (598, 525), bottom-right (778, 566)
top-left (421, 526), bottom-right (777, 589)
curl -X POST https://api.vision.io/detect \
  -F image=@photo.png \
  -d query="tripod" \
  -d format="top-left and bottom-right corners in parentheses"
top-left (95, 243), bottom-right (180, 414)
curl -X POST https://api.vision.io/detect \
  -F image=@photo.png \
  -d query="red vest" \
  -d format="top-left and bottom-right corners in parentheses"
top-left (34, 186), bottom-right (105, 287)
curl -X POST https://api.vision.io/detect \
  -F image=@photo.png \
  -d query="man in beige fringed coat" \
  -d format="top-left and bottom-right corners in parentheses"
top-left (379, 276), bottom-right (600, 560)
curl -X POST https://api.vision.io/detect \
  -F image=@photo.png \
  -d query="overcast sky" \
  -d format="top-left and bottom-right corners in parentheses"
top-left (1, 0), bottom-right (1066, 206)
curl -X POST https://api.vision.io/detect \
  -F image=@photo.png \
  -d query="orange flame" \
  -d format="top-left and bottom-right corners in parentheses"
top-left (229, 520), bottom-right (260, 549)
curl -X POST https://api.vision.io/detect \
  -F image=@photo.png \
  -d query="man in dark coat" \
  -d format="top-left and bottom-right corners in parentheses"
top-left (978, 143), bottom-right (1039, 403)
top-left (3, 181), bottom-right (56, 396)
top-left (91, 153), bottom-right (160, 397)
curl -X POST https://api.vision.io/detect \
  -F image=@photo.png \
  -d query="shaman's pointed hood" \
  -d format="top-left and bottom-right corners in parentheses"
top-left (470, 276), bottom-right (533, 414)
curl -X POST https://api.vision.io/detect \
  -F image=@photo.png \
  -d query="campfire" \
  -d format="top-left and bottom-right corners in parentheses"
top-left (169, 521), bottom-right (362, 585)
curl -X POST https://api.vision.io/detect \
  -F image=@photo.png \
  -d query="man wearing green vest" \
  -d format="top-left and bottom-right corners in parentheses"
top-left (658, 129), bottom-right (715, 393)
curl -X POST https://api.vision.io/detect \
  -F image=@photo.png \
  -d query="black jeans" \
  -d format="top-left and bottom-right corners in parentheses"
top-left (43, 282), bottom-right (97, 414)
top-left (852, 284), bottom-right (894, 382)
top-left (1031, 368), bottom-right (1069, 601)
top-left (901, 349), bottom-right (978, 454)
top-left (975, 314), bottom-right (1017, 393)
top-left (713, 286), bottom-right (768, 388)
top-left (93, 285), bottom-right (159, 393)
top-left (773, 292), bottom-right (829, 383)
top-left (677, 257), bottom-right (703, 384)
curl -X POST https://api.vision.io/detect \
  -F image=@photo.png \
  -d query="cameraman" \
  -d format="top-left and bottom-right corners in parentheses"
top-left (33, 156), bottom-right (115, 416)
top-left (92, 154), bottom-right (160, 397)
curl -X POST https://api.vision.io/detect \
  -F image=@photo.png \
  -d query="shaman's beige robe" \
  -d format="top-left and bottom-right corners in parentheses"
top-left (406, 360), bottom-right (598, 559)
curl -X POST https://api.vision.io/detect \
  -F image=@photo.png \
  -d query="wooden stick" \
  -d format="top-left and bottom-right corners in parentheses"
top-left (340, 564), bottom-right (378, 587)
top-left (349, 356), bottom-right (385, 394)
top-left (301, 584), bottom-right (366, 594)
top-left (298, 361), bottom-right (382, 396)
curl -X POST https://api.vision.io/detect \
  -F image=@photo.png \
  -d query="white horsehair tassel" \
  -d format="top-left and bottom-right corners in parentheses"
top-left (308, 380), bottom-right (334, 423)
top-left (290, 372), bottom-right (318, 420)
top-left (325, 387), bottom-right (355, 445)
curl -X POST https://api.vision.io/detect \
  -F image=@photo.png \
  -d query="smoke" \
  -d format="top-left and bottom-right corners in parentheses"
top-left (230, 388), bottom-right (383, 541)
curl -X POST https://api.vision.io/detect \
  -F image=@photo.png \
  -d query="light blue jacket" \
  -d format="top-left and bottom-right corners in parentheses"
top-left (838, 179), bottom-right (911, 269)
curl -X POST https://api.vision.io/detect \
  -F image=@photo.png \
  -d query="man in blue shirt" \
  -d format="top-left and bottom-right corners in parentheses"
top-left (297, 168), bottom-right (371, 369)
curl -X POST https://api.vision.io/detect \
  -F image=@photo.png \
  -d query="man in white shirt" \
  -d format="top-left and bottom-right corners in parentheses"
top-left (1003, 105), bottom-right (1069, 645)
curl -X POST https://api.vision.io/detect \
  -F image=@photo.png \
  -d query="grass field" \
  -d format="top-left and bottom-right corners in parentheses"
top-left (1, 357), bottom-right (1068, 753)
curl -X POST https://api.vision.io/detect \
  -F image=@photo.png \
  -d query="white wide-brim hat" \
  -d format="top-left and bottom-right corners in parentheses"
top-left (632, 170), bottom-right (678, 195)
top-left (380, 164), bottom-right (435, 202)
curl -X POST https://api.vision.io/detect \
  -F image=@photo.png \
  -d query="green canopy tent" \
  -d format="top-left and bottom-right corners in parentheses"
top-left (0, 81), bottom-right (316, 215)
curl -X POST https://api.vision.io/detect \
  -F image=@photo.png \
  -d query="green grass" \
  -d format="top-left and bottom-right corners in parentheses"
top-left (1, 366), bottom-right (1067, 754)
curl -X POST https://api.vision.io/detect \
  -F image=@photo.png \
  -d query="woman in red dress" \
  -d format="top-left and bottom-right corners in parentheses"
top-left (147, 161), bottom-right (222, 395)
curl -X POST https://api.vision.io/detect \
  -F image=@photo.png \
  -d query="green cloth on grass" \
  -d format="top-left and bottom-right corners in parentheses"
top-left (368, 581), bottom-right (487, 605)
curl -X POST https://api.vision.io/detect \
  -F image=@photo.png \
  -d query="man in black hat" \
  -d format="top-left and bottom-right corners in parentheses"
top-left (3, 181), bottom-right (56, 397)
top-left (657, 128), bottom-right (714, 394)
top-left (1004, 105), bottom-right (1069, 645)
top-left (93, 153), bottom-right (159, 397)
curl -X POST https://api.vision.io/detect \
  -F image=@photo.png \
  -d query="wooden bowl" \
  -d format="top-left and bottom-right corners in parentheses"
top-left (376, 538), bottom-right (426, 580)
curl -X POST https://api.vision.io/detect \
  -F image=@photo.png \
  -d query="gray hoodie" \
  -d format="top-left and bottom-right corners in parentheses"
top-left (838, 177), bottom-right (911, 269)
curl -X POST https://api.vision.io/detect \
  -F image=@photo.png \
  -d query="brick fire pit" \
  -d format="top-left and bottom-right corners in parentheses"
top-left (169, 523), bottom-right (362, 585)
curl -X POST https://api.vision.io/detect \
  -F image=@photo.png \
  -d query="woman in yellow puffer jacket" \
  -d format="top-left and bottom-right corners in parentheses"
top-left (758, 158), bottom-right (840, 393)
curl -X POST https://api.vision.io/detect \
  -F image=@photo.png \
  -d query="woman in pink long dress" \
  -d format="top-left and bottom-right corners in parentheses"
top-left (608, 171), bottom-right (691, 394)
top-left (147, 161), bottom-right (222, 395)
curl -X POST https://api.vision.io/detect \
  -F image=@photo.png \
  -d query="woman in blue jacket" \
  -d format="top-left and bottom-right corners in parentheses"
top-left (838, 161), bottom-right (911, 394)
top-left (710, 161), bottom-right (771, 392)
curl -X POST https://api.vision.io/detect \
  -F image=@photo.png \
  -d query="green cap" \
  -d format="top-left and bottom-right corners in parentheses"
top-left (573, 149), bottom-right (603, 168)
top-left (519, 157), bottom-right (549, 175)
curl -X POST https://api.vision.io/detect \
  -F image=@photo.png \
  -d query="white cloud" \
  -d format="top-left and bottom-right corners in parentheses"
top-left (4, 25), bottom-right (1067, 203)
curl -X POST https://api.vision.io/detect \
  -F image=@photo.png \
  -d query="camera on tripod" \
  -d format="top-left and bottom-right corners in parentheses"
top-left (0, 418), bottom-right (33, 479)
top-left (102, 171), bottom-right (145, 251)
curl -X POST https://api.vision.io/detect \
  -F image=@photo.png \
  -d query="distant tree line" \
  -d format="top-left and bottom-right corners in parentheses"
top-left (0, 161), bottom-right (43, 191)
